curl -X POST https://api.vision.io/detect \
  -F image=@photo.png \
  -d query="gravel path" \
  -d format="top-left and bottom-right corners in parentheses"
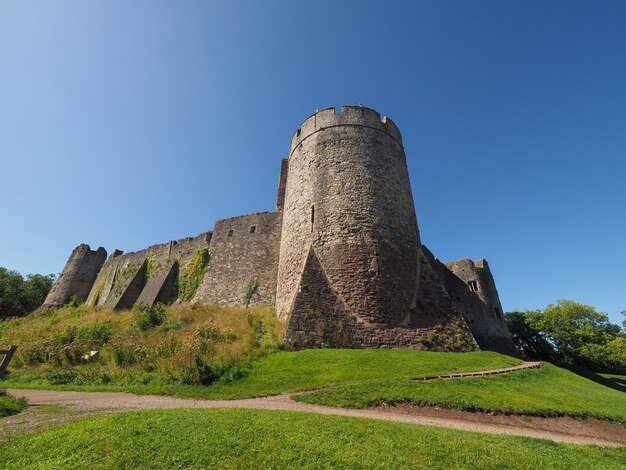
top-left (8, 387), bottom-right (625, 447)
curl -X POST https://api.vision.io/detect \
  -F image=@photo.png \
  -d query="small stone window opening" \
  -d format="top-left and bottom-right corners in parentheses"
top-left (468, 280), bottom-right (479, 292)
top-left (311, 205), bottom-right (315, 232)
top-left (227, 229), bottom-right (234, 237)
top-left (369, 244), bottom-right (380, 276)
top-left (249, 225), bottom-right (256, 234)
top-left (494, 306), bottom-right (502, 319)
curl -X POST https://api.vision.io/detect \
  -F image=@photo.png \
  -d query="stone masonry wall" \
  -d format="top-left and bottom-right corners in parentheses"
top-left (285, 246), bottom-right (476, 350)
top-left (441, 258), bottom-right (518, 355)
top-left (277, 106), bottom-right (421, 327)
top-left (194, 212), bottom-right (282, 307)
top-left (42, 244), bottom-right (107, 308)
top-left (87, 232), bottom-right (211, 309)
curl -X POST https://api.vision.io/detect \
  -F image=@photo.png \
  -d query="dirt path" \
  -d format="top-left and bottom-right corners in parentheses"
top-left (7, 388), bottom-right (625, 448)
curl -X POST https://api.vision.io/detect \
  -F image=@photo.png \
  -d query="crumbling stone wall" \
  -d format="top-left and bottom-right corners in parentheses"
top-left (87, 232), bottom-right (211, 309)
top-left (194, 212), bottom-right (282, 307)
top-left (42, 244), bottom-right (107, 308)
top-left (440, 258), bottom-right (518, 355)
top-left (277, 106), bottom-right (421, 328)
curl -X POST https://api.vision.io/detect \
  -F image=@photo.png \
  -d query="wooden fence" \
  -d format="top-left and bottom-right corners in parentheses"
top-left (0, 345), bottom-right (17, 373)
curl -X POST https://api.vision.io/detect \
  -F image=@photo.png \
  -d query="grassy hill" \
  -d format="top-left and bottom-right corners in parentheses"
top-left (1, 304), bottom-right (625, 421)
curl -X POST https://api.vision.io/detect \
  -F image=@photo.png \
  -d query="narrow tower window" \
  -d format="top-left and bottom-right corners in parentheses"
top-left (468, 280), bottom-right (479, 292)
top-left (249, 225), bottom-right (256, 234)
top-left (311, 205), bottom-right (315, 232)
top-left (227, 229), bottom-right (234, 237)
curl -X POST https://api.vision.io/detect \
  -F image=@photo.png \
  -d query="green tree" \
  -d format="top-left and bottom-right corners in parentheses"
top-left (535, 300), bottom-right (621, 362)
top-left (0, 267), bottom-right (55, 319)
top-left (504, 310), bottom-right (558, 361)
top-left (506, 300), bottom-right (626, 373)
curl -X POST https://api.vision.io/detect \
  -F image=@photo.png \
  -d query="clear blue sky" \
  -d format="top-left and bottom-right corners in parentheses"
top-left (1, 1), bottom-right (624, 324)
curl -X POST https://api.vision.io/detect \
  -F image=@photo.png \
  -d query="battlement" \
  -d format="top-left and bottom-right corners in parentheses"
top-left (290, 105), bottom-right (402, 155)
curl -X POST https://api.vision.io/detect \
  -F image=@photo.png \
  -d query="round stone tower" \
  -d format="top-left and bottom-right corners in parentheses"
top-left (277, 106), bottom-right (421, 345)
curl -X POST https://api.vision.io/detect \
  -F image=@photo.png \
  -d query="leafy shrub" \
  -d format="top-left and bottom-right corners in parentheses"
top-left (135, 303), bottom-right (166, 331)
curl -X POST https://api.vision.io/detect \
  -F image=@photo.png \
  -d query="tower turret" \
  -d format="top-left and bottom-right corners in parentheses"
top-left (277, 106), bottom-right (423, 347)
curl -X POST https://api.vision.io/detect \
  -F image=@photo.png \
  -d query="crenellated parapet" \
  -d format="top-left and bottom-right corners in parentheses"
top-left (290, 105), bottom-right (402, 155)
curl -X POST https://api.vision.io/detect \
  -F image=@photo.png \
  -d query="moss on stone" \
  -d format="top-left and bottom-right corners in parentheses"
top-left (145, 249), bottom-right (155, 280)
top-left (91, 267), bottom-right (109, 307)
top-left (178, 249), bottom-right (210, 302)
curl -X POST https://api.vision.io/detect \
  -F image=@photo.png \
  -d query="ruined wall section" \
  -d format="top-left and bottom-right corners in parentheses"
top-left (277, 106), bottom-right (421, 328)
top-left (194, 212), bottom-right (282, 307)
top-left (42, 244), bottom-right (107, 308)
top-left (275, 158), bottom-right (289, 211)
top-left (441, 258), bottom-right (518, 355)
top-left (87, 232), bottom-right (211, 309)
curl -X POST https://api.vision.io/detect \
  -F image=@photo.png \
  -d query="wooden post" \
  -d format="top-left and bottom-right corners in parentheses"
top-left (0, 345), bottom-right (17, 373)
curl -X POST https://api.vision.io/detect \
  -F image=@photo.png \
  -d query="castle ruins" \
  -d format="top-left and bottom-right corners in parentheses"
top-left (42, 106), bottom-right (517, 355)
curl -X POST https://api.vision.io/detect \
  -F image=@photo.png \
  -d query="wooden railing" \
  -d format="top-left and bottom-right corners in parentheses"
top-left (0, 346), bottom-right (17, 373)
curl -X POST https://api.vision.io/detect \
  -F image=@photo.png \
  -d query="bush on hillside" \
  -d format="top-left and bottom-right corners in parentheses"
top-left (135, 303), bottom-right (166, 331)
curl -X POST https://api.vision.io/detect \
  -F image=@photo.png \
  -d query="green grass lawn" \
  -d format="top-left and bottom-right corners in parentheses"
top-left (3, 349), bottom-right (624, 421)
top-left (0, 389), bottom-right (27, 417)
top-left (1, 349), bottom-right (520, 400)
top-left (0, 408), bottom-right (624, 470)
top-left (296, 362), bottom-right (626, 421)
top-left (599, 373), bottom-right (626, 393)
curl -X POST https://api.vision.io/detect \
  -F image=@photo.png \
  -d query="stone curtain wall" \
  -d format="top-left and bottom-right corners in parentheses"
top-left (86, 232), bottom-right (211, 309)
top-left (42, 244), bottom-right (107, 308)
top-left (194, 212), bottom-right (282, 307)
top-left (277, 106), bottom-right (421, 327)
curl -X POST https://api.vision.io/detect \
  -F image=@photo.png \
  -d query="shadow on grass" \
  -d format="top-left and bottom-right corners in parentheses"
top-left (560, 363), bottom-right (626, 393)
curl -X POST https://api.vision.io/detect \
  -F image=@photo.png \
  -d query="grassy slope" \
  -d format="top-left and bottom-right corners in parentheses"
top-left (296, 362), bottom-right (626, 420)
top-left (1, 305), bottom-right (623, 421)
top-left (0, 303), bottom-right (284, 388)
top-left (1, 409), bottom-right (624, 470)
top-left (1, 349), bottom-right (520, 400)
